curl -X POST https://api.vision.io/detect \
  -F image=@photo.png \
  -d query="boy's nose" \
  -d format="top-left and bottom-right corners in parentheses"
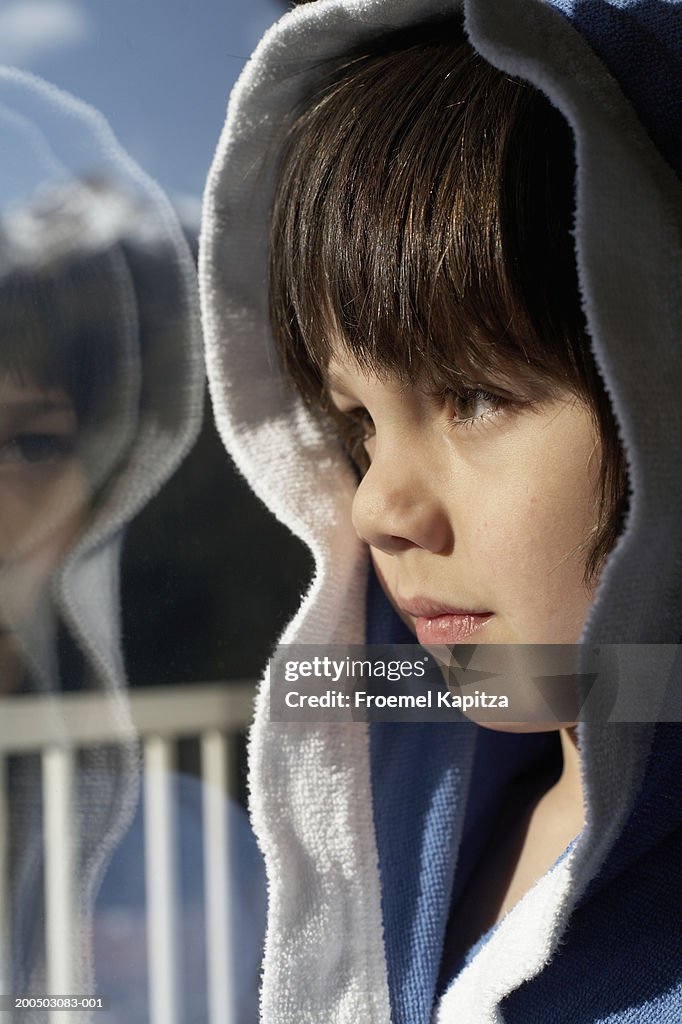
top-left (351, 454), bottom-right (452, 555)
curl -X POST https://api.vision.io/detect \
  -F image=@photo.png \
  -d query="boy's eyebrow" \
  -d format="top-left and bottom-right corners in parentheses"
top-left (0, 398), bottom-right (76, 422)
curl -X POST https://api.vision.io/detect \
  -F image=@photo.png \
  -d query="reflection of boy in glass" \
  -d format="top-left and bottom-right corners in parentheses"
top-left (2, 179), bottom-right (267, 1020)
top-left (0, 183), bottom-right (144, 1004)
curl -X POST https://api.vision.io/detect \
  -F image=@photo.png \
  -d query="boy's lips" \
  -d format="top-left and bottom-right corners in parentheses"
top-left (414, 612), bottom-right (494, 645)
top-left (397, 597), bottom-right (494, 645)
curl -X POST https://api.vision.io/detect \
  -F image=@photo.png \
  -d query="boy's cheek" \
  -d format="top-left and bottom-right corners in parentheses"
top-left (0, 459), bottom-right (88, 554)
top-left (0, 460), bottom-right (89, 629)
top-left (369, 548), bottom-right (417, 635)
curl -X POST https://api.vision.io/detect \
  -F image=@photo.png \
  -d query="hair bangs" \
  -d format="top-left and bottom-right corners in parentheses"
top-left (0, 259), bottom-right (119, 423)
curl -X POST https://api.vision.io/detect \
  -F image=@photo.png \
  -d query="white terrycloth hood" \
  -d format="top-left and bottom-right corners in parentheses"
top-left (200, 1), bottom-right (682, 1021)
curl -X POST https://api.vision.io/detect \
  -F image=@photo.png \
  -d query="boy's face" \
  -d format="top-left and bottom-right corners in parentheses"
top-left (328, 350), bottom-right (600, 647)
top-left (0, 377), bottom-right (87, 691)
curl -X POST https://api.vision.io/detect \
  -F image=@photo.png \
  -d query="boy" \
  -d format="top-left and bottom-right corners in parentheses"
top-left (201, 1), bottom-right (682, 1020)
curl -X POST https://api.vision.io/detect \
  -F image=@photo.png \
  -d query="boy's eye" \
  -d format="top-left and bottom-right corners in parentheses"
top-left (335, 408), bottom-right (374, 471)
top-left (346, 408), bottom-right (375, 441)
top-left (0, 433), bottom-right (76, 465)
top-left (446, 388), bottom-right (505, 426)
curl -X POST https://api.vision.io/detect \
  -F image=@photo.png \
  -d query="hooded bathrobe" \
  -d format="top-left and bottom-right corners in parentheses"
top-left (200, 1), bottom-right (682, 1021)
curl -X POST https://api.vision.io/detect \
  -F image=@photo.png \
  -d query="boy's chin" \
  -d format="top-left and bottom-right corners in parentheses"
top-left (428, 642), bottom-right (591, 730)
top-left (467, 720), bottom-right (577, 734)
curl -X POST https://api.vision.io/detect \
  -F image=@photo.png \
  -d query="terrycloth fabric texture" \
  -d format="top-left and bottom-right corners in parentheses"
top-left (1, 69), bottom-right (204, 1015)
top-left (199, 0), bottom-right (682, 1021)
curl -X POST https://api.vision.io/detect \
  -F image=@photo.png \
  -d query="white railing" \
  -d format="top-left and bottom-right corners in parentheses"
top-left (0, 682), bottom-right (256, 1024)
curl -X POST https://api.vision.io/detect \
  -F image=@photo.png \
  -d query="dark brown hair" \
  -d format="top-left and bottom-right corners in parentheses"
top-left (269, 19), bottom-right (628, 582)
top-left (0, 258), bottom-right (119, 425)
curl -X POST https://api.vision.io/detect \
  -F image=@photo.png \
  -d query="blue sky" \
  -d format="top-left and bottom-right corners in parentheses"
top-left (0, 0), bottom-right (285, 224)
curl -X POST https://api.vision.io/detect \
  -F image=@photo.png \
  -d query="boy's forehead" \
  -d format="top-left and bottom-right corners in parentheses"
top-left (324, 347), bottom-right (441, 399)
top-left (325, 350), bottom-right (408, 394)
